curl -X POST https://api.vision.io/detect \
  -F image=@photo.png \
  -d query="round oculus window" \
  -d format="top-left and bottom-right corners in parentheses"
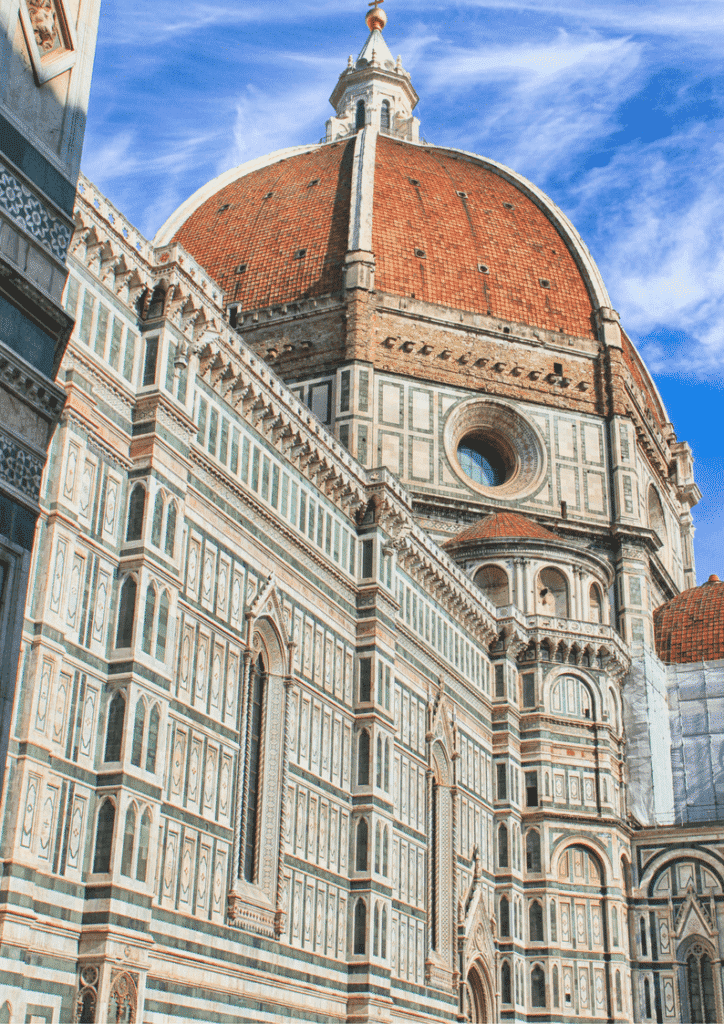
top-left (457, 435), bottom-right (509, 487)
top-left (444, 398), bottom-right (547, 500)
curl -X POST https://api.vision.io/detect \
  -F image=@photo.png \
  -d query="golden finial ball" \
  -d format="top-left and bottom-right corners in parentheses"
top-left (366, 4), bottom-right (387, 31)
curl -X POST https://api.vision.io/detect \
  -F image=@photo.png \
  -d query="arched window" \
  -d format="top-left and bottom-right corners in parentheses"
top-left (142, 335), bottom-right (158, 386)
top-left (115, 576), bottom-right (137, 648)
top-left (165, 501), bottom-right (177, 557)
top-left (501, 961), bottom-right (512, 1004)
top-left (640, 916), bottom-right (648, 957)
top-left (553, 965), bottom-right (560, 1007)
top-left (498, 823), bottom-right (508, 868)
top-left (531, 965), bottom-right (545, 1007)
top-left (615, 970), bottom-right (622, 1012)
top-left (373, 901), bottom-right (380, 956)
top-left (243, 654), bottom-right (265, 882)
top-left (358, 728), bottom-right (370, 785)
top-left (376, 734), bottom-right (383, 788)
top-left (355, 100), bottom-right (366, 132)
top-left (382, 825), bottom-right (389, 876)
top-left (137, 808), bottom-right (151, 882)
top-left (380, 100), bottom-right (390, 130)
top-left (611, 904), bottom-right (620, 946)
top-left (686, 945), bottom-right (716, 1023)
top-left (526, 829), bottom-right (541, 872)
top-left (550, 900), bottom-right (557, 941)
top-left (538, 567), bottom-right (569, 616)
top-left (356, 817), bottom-right (368, 871)
top-left (589, 583), bottom-right (603, 623)
top-left (120, 804), bottom-right (136, 876)
top-left (499, 895), bottom-right (510, 936)
top-left (384, 738), bottom-right (390, 791)
top-left (146, 284), bottom-right (166, 320)
top-left (142, 584), bottom-right (156, 655)
top-left (551, 675), bottom-right (596, 720)
top-left (104, 691), bottom-right (125, 762)
top-left (644, 977), bottom-right (652, 1019)
top-left (529, 900), bottom-right (544, 941)
top-left (93, 799), bottom-right (115, 873)
top-left (146, 704), bottom-right (159, 773)
top-left (130, 701), bottom-right (145, 766)
top-left (375, 821), bottom-right (381, 873)
top-left (125, 485), bottom-right (145, 542)
top-left (156, 589), bottom-right (169, 661)
top-left (474, 565), bottom-right (509, 608)
top-left (380, 904), bottom-right (387, 958)
top-left (648, 484), bottom-right (667, 545)
top-left (151, 492), bottom-right (164, 546)
top-left (354, 898), bottom-right (366, 954)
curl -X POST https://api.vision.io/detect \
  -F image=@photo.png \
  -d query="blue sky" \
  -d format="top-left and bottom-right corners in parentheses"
top-left (82, 0), bottom-right (724, 581)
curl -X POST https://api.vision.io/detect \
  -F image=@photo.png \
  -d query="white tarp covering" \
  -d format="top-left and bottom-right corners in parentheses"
top-left (668, 657), bottom-right (724, 824)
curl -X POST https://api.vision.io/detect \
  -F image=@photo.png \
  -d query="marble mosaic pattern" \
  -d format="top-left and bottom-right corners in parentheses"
top-left (0, 163), bottom-right (72, 262)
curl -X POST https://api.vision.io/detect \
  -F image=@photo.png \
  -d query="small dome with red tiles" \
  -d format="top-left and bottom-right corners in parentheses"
top-left (445, 511), bottom-right (557, 547)
top-left (654, 575), bottom-right (724, 665)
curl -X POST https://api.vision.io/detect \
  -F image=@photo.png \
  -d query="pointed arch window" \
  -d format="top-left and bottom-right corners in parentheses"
top-left (376, 735), bottom-right (383, 788)
top-left (358, 728), bottom-right (370, 785)
top-left (550, 900), bottom-right (557, 941)
top-left (126, 485), bottom-right (146, 542)
top-left (553, 965), bottom-right (560, 1007)
top-left (356, 100), bottom-right (366, 132)
top-left (529, 900), bottom-right (544, 941)
top-left (120, 804), bottom-right (136, 876)
top-left (115, 576), bottom-right (137, 649)
top-left (156, 589), bottom-right (169, 661)
top-left (146, 704), bottom-right (159, 773)
top-left (498, 823), bottom-right (509, 868)
top-left (380, 100), bottom-right (390, 130)
top-left (151, 491), bottom-right (164, 546)
top-left (356, 817), bottom-right (368, 871)
top-left (165, 501), bottom-right (177, 557)
top-left (375, 821), bottom-right (381, 873)
top-left (142, 583), bottom-right (156, 655)
top-left (501, 961), bottom-right (512, 1004)
top-left (137, 808), bottom-right (151, 882)
top-left (130, 701), bottom-right (145, 766)
top-left (93, 798), bottom-right (115, 873)
top-left (380, 904), bottom-right (387, 958)
top-left (531, 965), bottom-right (546, 1007)
top-left (615, 971), bottom-right (622, 1013)
top-left (354, 898), bottom-right (367, 954)
top-left (644, 977), bottom-right (652, 1018)
top-left (382, 825), bottom-right (389, 876)
top-left (526, 829), bottom-right (541, 872)
top-left (500, 895), bottom-right (510, 936)
top-left (104, 691), bottom-right (125, 762)
top-left (243, 654), bottom-right (265, 882)
top-left (686, 944), bottom-right (717, 1023)
top-left (590, 583), bottom-right (603, 623)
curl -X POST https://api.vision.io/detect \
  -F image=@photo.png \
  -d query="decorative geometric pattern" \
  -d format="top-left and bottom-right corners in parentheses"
top-left (0, 433), bottom-right (44, 500)
top-left (0, 164), bottom-right (72, 261)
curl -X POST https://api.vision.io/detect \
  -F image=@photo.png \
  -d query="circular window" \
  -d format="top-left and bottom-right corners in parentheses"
top-left (457, 434), bottom-right (509, 486)
top-left (444, 398), bottom-right (547, 499)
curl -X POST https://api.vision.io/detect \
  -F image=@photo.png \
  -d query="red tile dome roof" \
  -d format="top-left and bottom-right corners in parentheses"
top-left (445, 511), bottom-right (557, 546)
top-left (654, 575), bottom-right (724, 664)
top-left (159, 136), bottom-right (598, 337)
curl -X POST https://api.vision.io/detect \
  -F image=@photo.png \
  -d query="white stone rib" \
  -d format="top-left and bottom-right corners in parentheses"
top-left (347, 127), bottom-right (377, 253)
top-left (153, 144), bottom-right (324, 246)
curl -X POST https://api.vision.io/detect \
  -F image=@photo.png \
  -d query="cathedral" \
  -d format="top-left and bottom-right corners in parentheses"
top-left (1, 4), bottom-right (723, 1023)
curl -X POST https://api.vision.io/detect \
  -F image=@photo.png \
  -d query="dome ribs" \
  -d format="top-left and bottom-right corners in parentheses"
top-left (654, 578), bottom-right (724, 665)
top-left (173, 142), bottom-right (354, 311)
top-left (372, 136), bottom-right (596, 338)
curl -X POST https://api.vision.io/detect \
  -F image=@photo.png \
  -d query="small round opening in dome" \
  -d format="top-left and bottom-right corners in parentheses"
top-left (457, 435), bottom-right (508, 487)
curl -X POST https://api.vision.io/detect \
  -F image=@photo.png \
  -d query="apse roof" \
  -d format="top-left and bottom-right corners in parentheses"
top-left (445, 511), bottom-right (558, 546)
top-left (654, 575), bottom-right (724, 665)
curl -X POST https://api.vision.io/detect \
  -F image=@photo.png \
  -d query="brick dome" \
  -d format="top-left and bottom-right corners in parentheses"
top-left (654, 576), bottom-right (724, 665)
top-left (445, 511), bottom-right (557, 547)
top-left (157, 136), bottom-right (599, 338)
